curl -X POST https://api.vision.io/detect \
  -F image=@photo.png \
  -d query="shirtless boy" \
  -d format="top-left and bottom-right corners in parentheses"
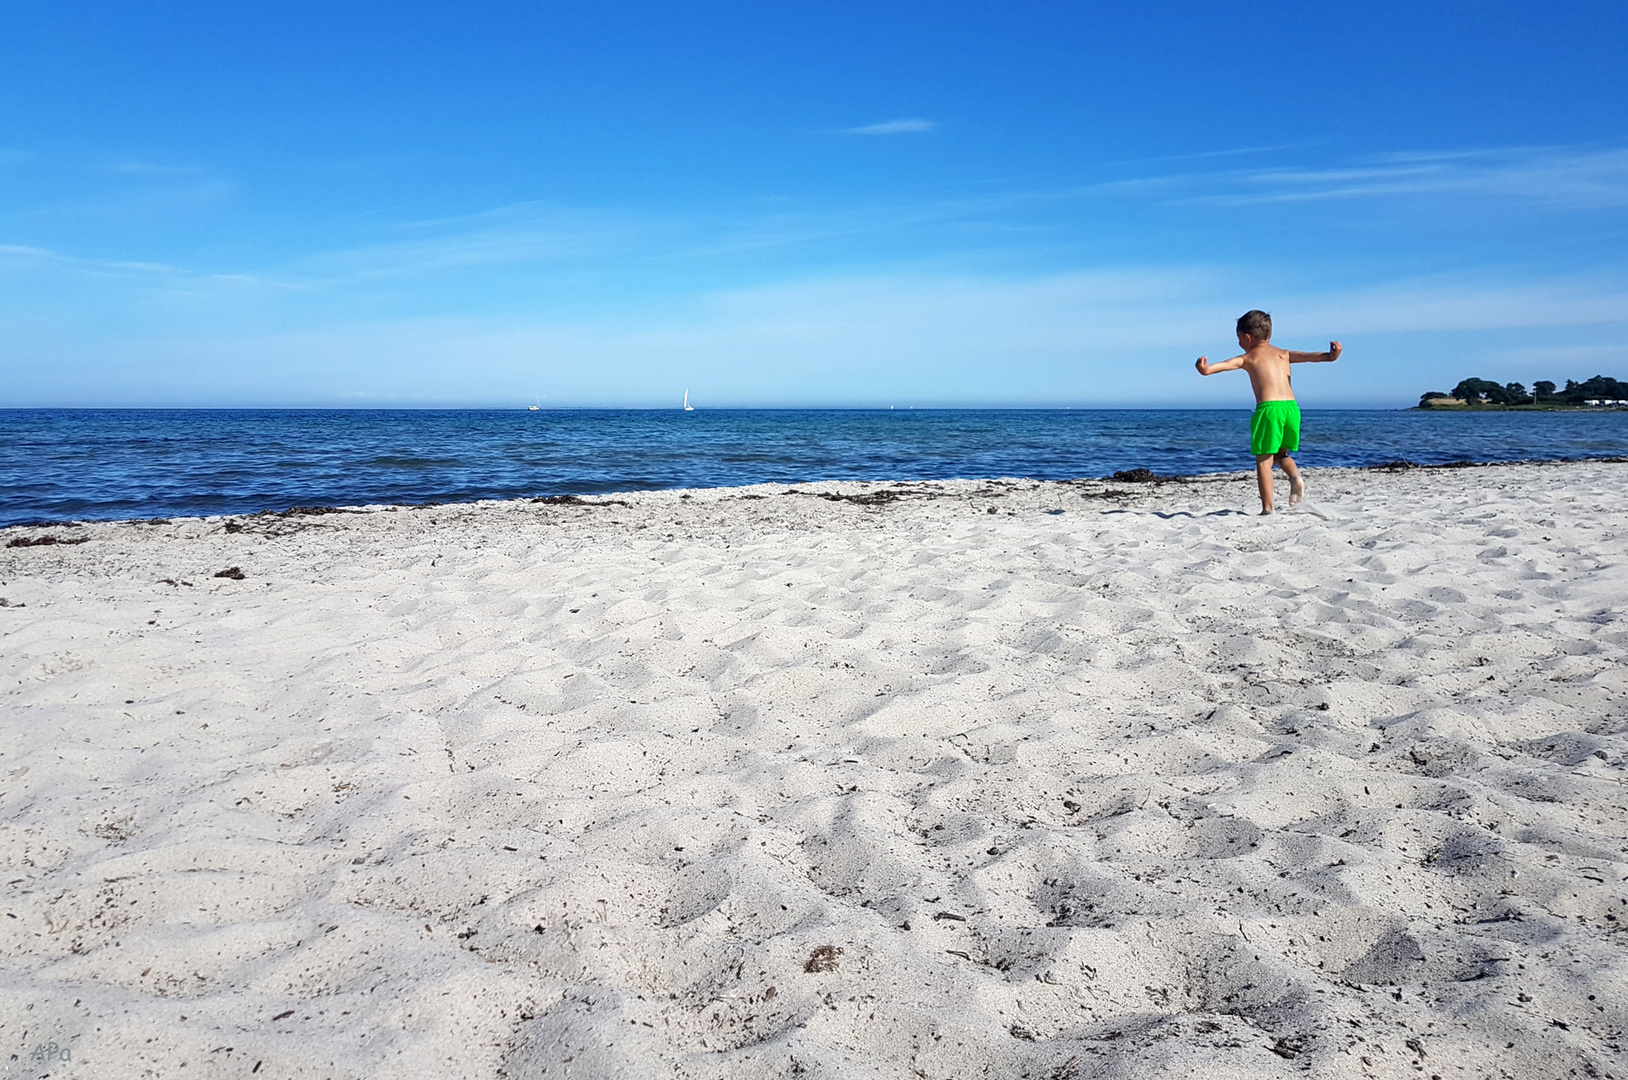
top-left (1195, 310), bottom-right (1341, 515)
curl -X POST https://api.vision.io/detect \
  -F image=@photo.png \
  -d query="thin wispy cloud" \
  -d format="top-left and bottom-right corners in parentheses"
top-left (0, 241), bottom-right (178, 275)
top-left (1489, 342), bottom-right (1628, 367)
top-left (0, 240), bottom-right (298, 302)
top-left (0, 242), bottom-right (55, 259)
top-left (1100, 143), bottom-right (1310, 169)
top-left (1167, 146), bottom-right (1628, 209)
top-left (294, 201), bottom-right (661, 283)
top-left (844, 118), bottom-right (937, 135)
top-left (103, 160), bottom-right (206, 176)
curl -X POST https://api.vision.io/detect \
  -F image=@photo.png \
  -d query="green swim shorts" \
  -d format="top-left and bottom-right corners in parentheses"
top-left (1250, 400), bottom-right (1301, 456)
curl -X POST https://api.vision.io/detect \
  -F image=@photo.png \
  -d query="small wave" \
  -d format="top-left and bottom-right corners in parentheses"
top-left (365, 456), bottom-right (463, 469)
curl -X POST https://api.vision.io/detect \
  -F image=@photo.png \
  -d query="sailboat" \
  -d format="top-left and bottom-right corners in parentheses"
top-left (683, 389), bottom-right (695, 412)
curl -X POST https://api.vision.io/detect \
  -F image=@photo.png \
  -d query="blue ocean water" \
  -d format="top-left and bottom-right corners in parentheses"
top-left (2, 408), bottom-right (1626, 527)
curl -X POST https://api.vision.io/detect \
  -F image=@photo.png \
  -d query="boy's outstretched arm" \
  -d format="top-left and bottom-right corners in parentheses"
top-left (1195, 353), bottom-right (1246, 376)
top-left (1287, 340), bottom-right (1342, 363)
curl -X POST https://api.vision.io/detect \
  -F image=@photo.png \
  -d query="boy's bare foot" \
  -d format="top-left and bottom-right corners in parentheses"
top-left (1259, 508), bottom-right (1273, 516)
top-left (1289, 477), bottom-right (1305, 507)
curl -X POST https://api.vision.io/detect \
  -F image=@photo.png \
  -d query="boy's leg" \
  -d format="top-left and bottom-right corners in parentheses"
top-left (1255, 454), bottom-right (1275, 514)
top-left (1276, 453), bottom-right (1305, 506)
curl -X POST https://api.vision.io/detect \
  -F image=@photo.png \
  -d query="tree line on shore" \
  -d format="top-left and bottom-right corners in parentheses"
top-left (1418, 375), bottom-right (1628, 408)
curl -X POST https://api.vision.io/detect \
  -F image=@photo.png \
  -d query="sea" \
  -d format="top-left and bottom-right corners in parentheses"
top-left (3, 408), bottom-right (1626, 527)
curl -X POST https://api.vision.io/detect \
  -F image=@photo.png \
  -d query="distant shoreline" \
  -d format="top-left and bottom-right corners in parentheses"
top-left (1406, 405), bottom-right (1621, 413)
top-left (1420, 375), bottom-right (1627, 411)
top-left (1412, 403), bottom-right (1625, 412)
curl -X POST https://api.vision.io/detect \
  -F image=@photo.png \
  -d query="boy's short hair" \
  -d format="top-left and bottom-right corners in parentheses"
top-left (1236, 310), bottom-right (1272, 340)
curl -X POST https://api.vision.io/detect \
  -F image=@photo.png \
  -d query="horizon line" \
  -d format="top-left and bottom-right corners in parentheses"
top-left (0, 403), bottom-right (1421, 413)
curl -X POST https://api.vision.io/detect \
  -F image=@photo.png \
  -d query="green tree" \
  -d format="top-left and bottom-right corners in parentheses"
top-left (1575, 375), bottom-right (1628, 401)
top-left (1451, 377), bottom-right (1504, 404)
top-left (1533, 380), bottom-right (1557, 401)
top-left (1559, 376), bottom-right (1628, 403)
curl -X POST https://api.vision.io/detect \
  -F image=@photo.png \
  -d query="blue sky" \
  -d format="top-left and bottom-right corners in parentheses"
top-left (2, 0), bottom-right (1626, 408)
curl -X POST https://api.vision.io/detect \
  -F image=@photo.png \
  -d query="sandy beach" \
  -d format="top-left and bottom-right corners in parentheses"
top-left (2, 461), bottom-right (1625, 1079)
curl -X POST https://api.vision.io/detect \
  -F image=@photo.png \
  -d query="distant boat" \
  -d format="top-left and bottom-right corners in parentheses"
top-left (528, 398), bottom-right (540, 411)
top-left (683, 389), bottom-right (694, 412)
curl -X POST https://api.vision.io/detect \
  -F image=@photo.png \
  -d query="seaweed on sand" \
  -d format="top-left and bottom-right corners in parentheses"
top-left (6, 534), bottom-right (90, 548)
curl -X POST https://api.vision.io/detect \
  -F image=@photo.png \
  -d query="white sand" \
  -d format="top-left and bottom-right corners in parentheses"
top-left (2, 462), bottom-right (1625, 1079)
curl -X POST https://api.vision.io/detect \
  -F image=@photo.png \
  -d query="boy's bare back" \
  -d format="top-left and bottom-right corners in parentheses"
top-left (1196, 338), bottom-right (1341, 406)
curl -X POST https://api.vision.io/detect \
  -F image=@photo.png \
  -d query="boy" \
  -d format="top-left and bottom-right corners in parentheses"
top-left (1195, 310), bottom-right (1341, 515)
